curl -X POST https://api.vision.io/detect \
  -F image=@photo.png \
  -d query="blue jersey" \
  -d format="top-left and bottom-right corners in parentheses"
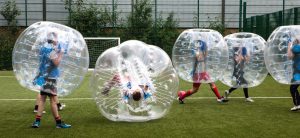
top-left (38, 43), bottom-right (61, 78)
top-left (292, 44), bottom-right (300, 82)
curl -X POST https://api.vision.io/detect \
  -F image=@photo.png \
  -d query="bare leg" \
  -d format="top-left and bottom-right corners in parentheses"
top-left (37, 95), bottom-right (47, 116)
top-left (35, 94), bottom-right (40, 105)
top-left (34, 94), bottom-right (40, 112)
top-left (50, 96), bottom-right (60, 119)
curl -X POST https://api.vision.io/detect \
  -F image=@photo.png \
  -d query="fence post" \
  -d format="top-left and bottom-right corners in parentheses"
top-left (112, 0), bottom-right (115, 35)
top-left (282, 0), bottom-right (285, 25)
top-left (131, 0), bottom-right (134, 35)
top-left (197, 0), bottom-right (200, 28)
top-left (278, 11), bottom-right (283, 26)
top-left (25, 0), bottom-right (28, 26)
top-left (256, 15), bottom-right (263, 38)
top-left (250, 16), bottom-right (255, 32)
top-left (154, 0), bottom-right (157, 43)
top-left (295, 8), bottom-right (298, 25)
top-left (154, 0), bottom-right (157, 29)
top-left (43, 0), bottom-right (46, 21)
top-left (243, 2), bottom-right (246, 31)
top-left (239, 0), bottom-right (242, 32)
top-left (266, 14), bottom-right (270, 40)
top-left (112, 0), bottom-right (115, 28)
top-left (68, 0), bottom-right (72, 25)
top-left (222, 0), bottom-right (225, 27)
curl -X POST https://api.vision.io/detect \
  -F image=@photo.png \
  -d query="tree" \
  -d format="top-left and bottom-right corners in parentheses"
top-left (122, 0), bottom-right (153, 42)
top-left (0, 0), bottom-right (20, 34)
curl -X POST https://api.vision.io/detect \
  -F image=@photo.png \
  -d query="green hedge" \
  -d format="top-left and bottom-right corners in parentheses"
top-left (0, 31), bottom-right (16, 70)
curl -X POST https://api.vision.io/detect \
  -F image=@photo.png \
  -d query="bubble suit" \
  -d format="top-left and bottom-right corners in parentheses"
top-left (265, 25), bottom-right (300, 84)
top-left (91, 40), bottom-right (179, 122)
top-left (13, 21), bottom-right (89, 96)
top-left (172, 29), bottom-right (228, 83)
top-left (220, 32), bottom-right (268, 88)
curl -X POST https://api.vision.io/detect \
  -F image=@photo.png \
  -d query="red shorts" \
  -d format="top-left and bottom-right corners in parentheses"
top-left (193, 72), bottom-right (210, 87)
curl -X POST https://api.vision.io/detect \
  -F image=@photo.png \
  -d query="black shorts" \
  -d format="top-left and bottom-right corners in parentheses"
top-left (40, 78), bottom-right (57, 96)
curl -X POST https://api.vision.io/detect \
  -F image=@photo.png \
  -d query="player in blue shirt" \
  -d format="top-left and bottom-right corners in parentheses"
top-left (32, 32), bottom-right (71, 128)
top-left (287, 36), bottom-right (300, 111)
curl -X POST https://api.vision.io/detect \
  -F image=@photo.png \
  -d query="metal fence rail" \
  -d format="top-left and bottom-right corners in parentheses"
top-left (1, 0), bottom-right (300, 28)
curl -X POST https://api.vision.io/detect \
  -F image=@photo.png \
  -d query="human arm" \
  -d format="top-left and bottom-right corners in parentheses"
top-left (287, 41), bottom-right (294, 59)
top-left (50, 50), bottom-right (63, 66)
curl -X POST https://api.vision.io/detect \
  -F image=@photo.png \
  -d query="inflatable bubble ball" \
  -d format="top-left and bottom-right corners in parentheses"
top-left (265, 25), bottom-right (300, 84)
top-left (90, 40), bottom-right (179, 122)
top-left (220, 32), bottom-right (268, 88)
top-left (13, 21), bottom-right (89, 96)
top-left (172, 29), bottom-right (228, 83)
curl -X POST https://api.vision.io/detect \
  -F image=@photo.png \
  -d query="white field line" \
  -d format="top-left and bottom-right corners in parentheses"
top-left (0, 97), bottom-right (291, 101)
top-left (0, 76), bottom-right (14, 77)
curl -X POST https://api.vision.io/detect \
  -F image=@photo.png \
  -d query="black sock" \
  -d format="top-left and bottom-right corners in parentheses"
top-left (243, 88), bottom-right (249, 98)
top-left (57, 103), bottom-right (61, 108)
top-left (56, 119), bottom-right (62, 124)
top-left (34, 105), bottom-right (38, 110)
top-left (55, 116), bottom-right (62, 124)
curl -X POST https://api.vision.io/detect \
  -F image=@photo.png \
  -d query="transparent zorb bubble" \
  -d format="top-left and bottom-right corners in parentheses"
top-left (220, 32), bottom-right (268, 88)
top-left (265, 25), bottom-right (300, 84)
top-left (12, 21), bottom-right (89, 96)
top-left (172, 29), bottom-right (228, 83)
top-left (91, 40), bottom-right (179, 122)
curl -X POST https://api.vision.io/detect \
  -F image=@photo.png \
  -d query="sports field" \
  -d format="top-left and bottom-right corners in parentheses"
top-left (0, 71), bottom-right (299, 138)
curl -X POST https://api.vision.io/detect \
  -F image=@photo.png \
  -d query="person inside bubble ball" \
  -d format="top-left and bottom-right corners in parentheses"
top-left (177, 38), bottom-right (227, 104)
top-left (31, 32), bottom-right (71, 128)
top-left (101, 60), bottom-right (155, 105)
top-left (224, 46), bottom-right (254, 102)
top-left (287, 36), bottom-right (300, 111)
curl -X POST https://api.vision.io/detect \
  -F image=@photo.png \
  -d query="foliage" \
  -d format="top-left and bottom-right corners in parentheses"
top-left (193, 13), bottom-right (225, 35)
top-left (0, 32), bottom-right (16, 70)
top-left (122, 0), bottom-right (179, 56)
top-left (0, 0), bottom-right (20, 34)
top-left (122, 0), bottom-right (153, 42)
top-left (154, 12), bottom-right (179, 56)
top-left (63, 0), bottom-right (120, 37)
top-left (207, 16), bottom-right (225, 35)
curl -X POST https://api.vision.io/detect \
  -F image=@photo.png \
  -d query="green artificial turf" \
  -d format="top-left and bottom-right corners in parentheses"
top-left (0, 71), bottom-right (299, 138)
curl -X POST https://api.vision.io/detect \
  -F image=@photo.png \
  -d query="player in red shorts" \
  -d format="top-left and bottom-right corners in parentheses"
top-left (177, 39), bottom-right (227, 104)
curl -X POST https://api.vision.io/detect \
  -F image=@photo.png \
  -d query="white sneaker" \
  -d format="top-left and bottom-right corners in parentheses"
top-left (245, 97), bottom-right (254, 102)
top-left (33, 110), bottom-right (46, 113)
top-left (58, 103), bottom-right (66, 111)
top-left (224, 90), bottom-right (229, 99)
top-left (217, 98), bottom-right (223, 103)
top-left (290, 105), bottom-right (300, 111)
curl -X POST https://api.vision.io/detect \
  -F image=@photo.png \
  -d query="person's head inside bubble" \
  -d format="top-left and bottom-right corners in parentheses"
top-left (132, 89), bottom-right (142, 101)
top-left (47, 32), bottom-right (58, 46)
top-left (45, 31), bottom-right (68, 54)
